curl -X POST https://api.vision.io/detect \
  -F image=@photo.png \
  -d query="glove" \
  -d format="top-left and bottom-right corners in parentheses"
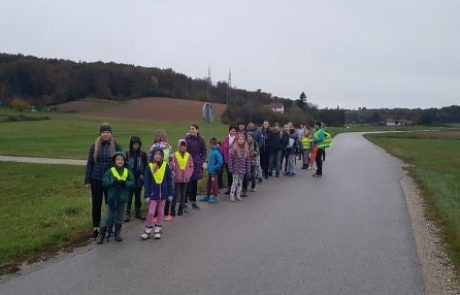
top-left (168, 195), bottom-right (173, 202)
top-left (145, 197), bottom-right (150, 205)
top-left (202, 162), bottom-right (208, 169)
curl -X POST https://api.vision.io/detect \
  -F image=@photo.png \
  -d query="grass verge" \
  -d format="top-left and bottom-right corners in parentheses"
top-left (365, 130), bottom-right (460, 273)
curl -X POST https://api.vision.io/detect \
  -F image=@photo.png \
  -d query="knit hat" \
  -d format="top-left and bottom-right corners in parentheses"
top-left (99, 123), bottom-right (112, 134)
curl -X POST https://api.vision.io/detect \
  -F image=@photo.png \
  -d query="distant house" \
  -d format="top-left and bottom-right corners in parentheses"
top-left (265, 103), bottom-right (285, 114)
top-left (384, 118), bottom-right (413, 126)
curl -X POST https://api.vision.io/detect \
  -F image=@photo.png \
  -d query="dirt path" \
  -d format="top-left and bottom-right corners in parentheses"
top-left (0, 155), bottom-right (85, 166)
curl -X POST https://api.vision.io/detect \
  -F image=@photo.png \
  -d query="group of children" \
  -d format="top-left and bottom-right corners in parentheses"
top-left (94, 121), bottom-right (331, 245)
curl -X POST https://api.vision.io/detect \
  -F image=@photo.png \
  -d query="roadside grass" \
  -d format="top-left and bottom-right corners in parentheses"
top-left (327, 124), bottom-right (443, 137)
top-left (365, 131), bottom-right (460, 273)
top-left (0, 162), bottom-right (91, 272)
top-left (0, 107), bottom-right (227, 159)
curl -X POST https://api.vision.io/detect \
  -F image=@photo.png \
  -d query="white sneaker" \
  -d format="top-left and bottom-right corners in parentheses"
top-left (153, 226), bottom-right (162, 240)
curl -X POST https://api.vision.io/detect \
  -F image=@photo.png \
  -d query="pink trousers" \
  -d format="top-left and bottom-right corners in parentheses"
top-left (146, 200), bottom-right (166, 226)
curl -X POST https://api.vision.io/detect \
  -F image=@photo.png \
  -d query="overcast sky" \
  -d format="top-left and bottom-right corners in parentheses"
top-left (1, 0), bottom-right (459, 109)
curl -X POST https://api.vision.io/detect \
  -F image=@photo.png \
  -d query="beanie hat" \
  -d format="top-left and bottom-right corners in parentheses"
top-left (99, 123), bottom-right (112, 134)
top-left (112, 151), bottom-right (126, 162)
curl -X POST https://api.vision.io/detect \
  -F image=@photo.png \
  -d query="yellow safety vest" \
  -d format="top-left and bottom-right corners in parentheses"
top-left (149, 162), bottom-right (167, 184)
top-left (302, 137), bottom-right (311, 149)
top-left (323, 132), bottom-right (332, 148)
top-left (175, 151), bottom-right (190, 170)
top-left (111, 167), bottom-right (128, 181)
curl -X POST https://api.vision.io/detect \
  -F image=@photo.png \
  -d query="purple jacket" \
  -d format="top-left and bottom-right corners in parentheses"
top-left (185, 134), bottom-right (207, 180)
top-left (228, 150), bottom-right (251, 175)
top-left (170, 152), bottom-right (194, 183)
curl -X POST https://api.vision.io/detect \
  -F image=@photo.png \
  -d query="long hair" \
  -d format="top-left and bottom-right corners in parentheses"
top-left (153, 129), bottom-right (168, 144)
top-left (93, 136), bottom-right (116, 161)
top-left (230, 135), bottom-right (249, 158)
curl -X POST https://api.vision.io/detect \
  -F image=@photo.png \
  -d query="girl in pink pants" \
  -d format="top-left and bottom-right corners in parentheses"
top-left (141, 147), bottom-right (173, 240)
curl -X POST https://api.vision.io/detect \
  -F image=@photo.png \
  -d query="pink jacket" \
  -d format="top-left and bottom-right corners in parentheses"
top-left (170, 151), bottom-right (194, 183)
top-left (221, 135), bottom-right (235, 164)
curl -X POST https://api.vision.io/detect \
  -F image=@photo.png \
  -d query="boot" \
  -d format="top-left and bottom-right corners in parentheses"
top-left (140, 226), bottom-right (153, 240)
top-left (114, 224), bottom-right (123, 242)
top-left (106, 226), bottom-right (112, 242)
top-left (177, 206), bottom-right (183, 216)
top-left (124, 211), bottom-right (131, 222)
top-left (135, 208), bottom-right (145, 221)
top-left (153, 225), bottom-right (162, 239)
top-left (96, 226), bottom-right (107, 245)
top-left (170, 206), bottom-right (176, 217)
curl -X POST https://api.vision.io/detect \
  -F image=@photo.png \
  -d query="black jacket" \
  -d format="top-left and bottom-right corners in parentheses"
top-left (267, 130), bottom-right (282, 152)
top-left (126, 150), bottom-right (148, 187)
top-left (84, 141), bottom-right (122, 183)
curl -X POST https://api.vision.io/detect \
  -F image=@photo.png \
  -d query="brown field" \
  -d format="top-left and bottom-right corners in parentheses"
top-left (55, 97), bottom-right (226, 122)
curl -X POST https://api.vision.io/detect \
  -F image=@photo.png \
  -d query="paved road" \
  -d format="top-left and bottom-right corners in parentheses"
top-left (0, 155), bottom-right (86, 165)
top-left (0, 133), bottom-right (425, 294)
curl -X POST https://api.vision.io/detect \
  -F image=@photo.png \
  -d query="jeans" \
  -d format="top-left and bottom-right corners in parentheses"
top-left (302, 150), bottom-right (310, 166)
top-left (127, 186), bottom-right (142, 214)
top-left (146, 200), bottom-right (166, 227)
top-left (102, 201), bottom-right (127, 228)
top-left (207, 174), bottom-right (219, 197)
top-left (269, 149), bottom-right (282, 174)
top-left (230, 173), bottom-right (244, 199)
top-left (224, 164), bottom-right (233, 189)
top-left (173, 183), bottom-right (188, 210)
top-left (260, 149), bottom-right (270, 177)
top-left (316, 148), bottom-right (325, 175)
top-left (250, 165), bottom-right (256, 189)
top-left (90, 180), bottom-right (108, 228)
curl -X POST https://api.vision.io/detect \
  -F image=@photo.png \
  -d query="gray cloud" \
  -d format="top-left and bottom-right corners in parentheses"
top-left (1, 0), bottom-right (459, 108)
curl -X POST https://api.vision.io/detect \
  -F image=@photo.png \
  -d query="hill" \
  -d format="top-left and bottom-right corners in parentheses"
top-left (55, 97), bottom-right (226, 122)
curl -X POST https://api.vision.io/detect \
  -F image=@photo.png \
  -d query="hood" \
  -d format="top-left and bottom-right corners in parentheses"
top-left (129, 135), bottom-right (142, 151)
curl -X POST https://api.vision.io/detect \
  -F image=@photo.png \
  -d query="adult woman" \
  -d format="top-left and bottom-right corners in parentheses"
top-left (221, 126), bottom-right (237, 194)
top-left (84, 123), bottom-right (122, 239)
top-left (185, 124), bottom-right (207, 210)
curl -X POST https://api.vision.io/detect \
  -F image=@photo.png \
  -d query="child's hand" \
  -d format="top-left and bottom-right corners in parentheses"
top-left (145, 198), bottom-right (151, 205)
top-left (168, 196), bottom-right (173, 202)
top-left (84, 183), bottom-right (91, 190)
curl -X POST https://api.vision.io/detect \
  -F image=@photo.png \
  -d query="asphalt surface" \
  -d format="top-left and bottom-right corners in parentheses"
top-left (0, 133), bottom-right (425, 295)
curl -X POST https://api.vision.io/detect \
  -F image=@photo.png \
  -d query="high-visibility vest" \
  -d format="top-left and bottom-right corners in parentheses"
top-left (314, 129), bottom-right (327, 149)
top-left (149, 162), bottom-right (167, 184)
top-left (302, 137), bottom-right (312, 150)
top-left (111, 167), bottom-right (128, 181)
top-left (175, 151), bottom-right (190, 170)
top-left (323, 132), bottom-right (332, 148)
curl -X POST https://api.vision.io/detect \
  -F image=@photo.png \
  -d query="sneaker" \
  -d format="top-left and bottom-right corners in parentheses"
top-left (91, 228), bottom-right (99, 240)
top-left (164, 215), bottom-right (173, 221)
top-left (250, 188), bottom-right (256, 192)
top-left (177, 207), bottom-right (183, 216)
top-left (236, 196), bottom-right (242, 201)
top-left (275, 173), bottom-right (280, 178)
top-left (192, 202), bottom-right (200, 210)
top-left (199, 196), bottom-right (211, 202)
top-left (208, 197), bottom-right (219, 204)
top-left (241, 193), bottom-right (248, 198)
top-left (283, 172), bottom-right (289, 176)
top-left (230, 197), bottom-right (236, 202)
top-left (312, 174), bottom-right (322, 177)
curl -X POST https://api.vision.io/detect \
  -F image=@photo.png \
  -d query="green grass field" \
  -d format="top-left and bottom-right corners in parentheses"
top-left (365, 130), bottom-right (460, 271)
top-left (0, 107), bottom-right (228, 159)
top-left (0, 162), bottom-right (90, 268)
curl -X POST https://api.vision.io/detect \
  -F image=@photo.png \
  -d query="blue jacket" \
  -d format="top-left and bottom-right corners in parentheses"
top-left (144, 163), bottom-right (174, 201)
top-left (208, 146), bottom-right (223, 175)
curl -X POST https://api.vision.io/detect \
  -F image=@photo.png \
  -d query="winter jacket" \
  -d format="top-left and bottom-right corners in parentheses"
top-left (228, 149), bottom-right (251, 175)
top-left (282, 131), bottom-right (298, 154)
top-left (208, 146), bottom-right (223, 175)
top-left (170, 151), bottom-right (194, 183)
top-left (125, 150), bottom-right (148, 187)
top-left (267, 130), bottom-right (282, 152)
top-left (144, 163), bottom-right (174, 201)
top-left (84, 141), bottom-right (123, 183)
top-left (102, 166), bottom-right (135, 209)
top-left (221, 135), bottom-right (236, 164)
top-left (248, 142), bottom-right (259, 166)
top-left (252, 128), bottom-right (264, 150)
top-left (185, 134), bottom-right (207, 180)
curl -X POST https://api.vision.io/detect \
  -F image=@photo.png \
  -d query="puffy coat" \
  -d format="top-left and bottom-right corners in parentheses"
top-left (228, 149), bottom-right (251, 175)
top-left (208, 146), bottom-right (223, 175)
top-left (185, 134), bottom-right (207, 180)
top-left (170, 151), bottom-right (194, 183)
top-left (84, 141), bottom-right (122, 183)
top-left (102, 166), bottom-right (135, 209)
top-left (267, 130), bottom-right (282, 152)
top-left (144, 163), bottom-right (174, 201)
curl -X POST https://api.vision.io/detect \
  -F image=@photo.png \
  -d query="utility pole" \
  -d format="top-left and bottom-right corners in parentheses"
top-left (226, 68), bottom-right (232, 105)
top-left (206, 64), bottom-right (212, 100)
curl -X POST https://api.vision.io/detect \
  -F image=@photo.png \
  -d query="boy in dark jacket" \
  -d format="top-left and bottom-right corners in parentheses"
top-left (125, 136), bottom-right (148, 222)
top-left (267, 122), bottom-right (282, 177)
top-left (97, 152), bottom-right (135, 244)
top-left (201, 137), bottom-right (223, 204)
top-left (141, 147), bottom-right (174, 240)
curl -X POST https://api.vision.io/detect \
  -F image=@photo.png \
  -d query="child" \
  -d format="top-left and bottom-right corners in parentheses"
top-left (201, 137), bottom-right (223, 204)
top-left (125, 136), bottom-right (148, 222)
top-left (246, 133), bottom-right (259, 192)
top-left (149, 129), bottom-right (174, 221)
top-left (228, 134), bottom-right (251, 201)
top-left (170, 139), bottom-right (194, 216)
top-left (141, 147), bottom-right (174, 240)
top-left (285, 123), bottom-right (298, 176)
top-left (97, 152), bottom-right (134, 244)
top-left (301, 127), bottom-right (313, 169)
